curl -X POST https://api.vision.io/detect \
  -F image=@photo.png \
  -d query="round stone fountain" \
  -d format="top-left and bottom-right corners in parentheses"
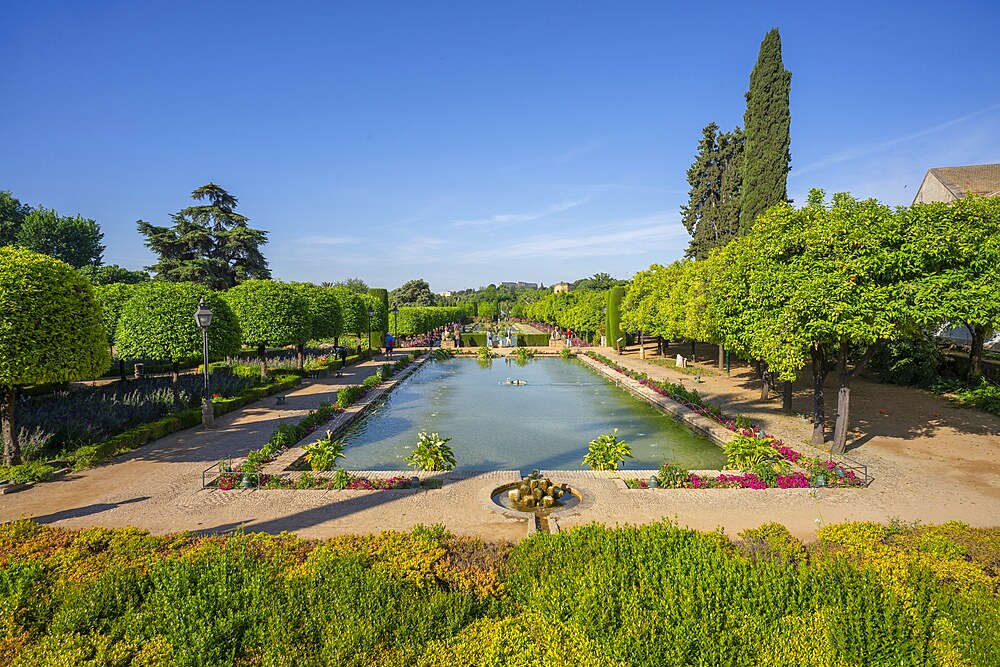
top-left (490, 470), bottom-right (582, 530)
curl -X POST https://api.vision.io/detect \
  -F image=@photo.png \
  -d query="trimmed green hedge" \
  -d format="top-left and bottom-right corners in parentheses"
top-left (518, 333), bottom-right (550, 347)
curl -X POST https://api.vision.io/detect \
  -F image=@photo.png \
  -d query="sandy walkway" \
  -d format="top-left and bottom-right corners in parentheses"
top-left (2, 345), bottom-right (998, 541)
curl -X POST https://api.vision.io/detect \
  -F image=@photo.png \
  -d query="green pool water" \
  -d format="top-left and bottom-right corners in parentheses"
top-left (338, 357), bottom-right (726, 472)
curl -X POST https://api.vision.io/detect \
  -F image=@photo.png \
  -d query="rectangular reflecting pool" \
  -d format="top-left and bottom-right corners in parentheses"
top-left (338, 357), bottom-right (727, 472)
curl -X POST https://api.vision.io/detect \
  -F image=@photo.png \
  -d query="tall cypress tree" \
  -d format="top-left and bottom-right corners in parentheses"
top-left (681, 124), bottom-right (744, 260)
top-left (740, 28), bottom-right (791, 234)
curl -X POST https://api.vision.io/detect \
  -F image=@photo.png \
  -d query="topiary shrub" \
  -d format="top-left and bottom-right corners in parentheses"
top-left (115, 282), bottom-right (241, 408)
top-left (0, 247), bottom-right (109, 465)
top-left (223, 280), bottom-right (312, 375)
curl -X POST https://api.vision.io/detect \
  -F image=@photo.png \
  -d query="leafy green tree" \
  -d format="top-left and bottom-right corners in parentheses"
top-left (333, 288), bottom-right (366, 346)
top-left (333, 277), bottom-right (369, 294)
top-left (292, 283), bottom-right (343, 367)
top-left (293, 284), bottom-right (343, 341)
top-left (137, 183), bottom-right (270, 290)
top-left (713, 191), bottom-right (915, 452)
top-left (16, 208), bottom-right (104, 268)
top-left (740, 28), bottom-right (791, 233)
top-left (0, 191), bottom-right (32, 246)
top-left (115, 283), bottom-right (241, 407)
top-left (573, 273), bottom-right (623, 291)
top-left (906, 196), bottom-right (1000, 382)
top-left (390, 279), bottom-right (436, 307)
top-left (368, 288), bottom-right (390, 333)
top-left (79, 264), bottom-right (150, 285)
top-left (93, 283), bottom-right (145, 380)
top-left (223, 280), bottom-right (311, 376)
top-left (682, 124), bottom-right (744, 259)
top-left (0, 248), bottom-right (109, 464)
top-left (361, 293), bottom-right (387, 350)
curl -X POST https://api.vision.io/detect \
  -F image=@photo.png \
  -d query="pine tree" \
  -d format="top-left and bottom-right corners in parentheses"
top-left (137, 183), bottom-right (270, 290)
top-left (681, 124), bottom-right (744, 260)
top-left (740, 28), bottom-right (792, 234)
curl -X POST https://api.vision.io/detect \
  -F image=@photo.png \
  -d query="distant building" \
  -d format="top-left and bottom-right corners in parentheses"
top-left (912, 163), bottom-right (1000, 204)
top-left (437, 291), bottom-right (453, 298)
top-left (552, 282), bottom-right (572, 293)
top-left (498, 281), bottom-right (539, 290)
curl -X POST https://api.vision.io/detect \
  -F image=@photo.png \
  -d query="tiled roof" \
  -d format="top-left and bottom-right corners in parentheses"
top-left (930, 163), bottom-right (1000, 198)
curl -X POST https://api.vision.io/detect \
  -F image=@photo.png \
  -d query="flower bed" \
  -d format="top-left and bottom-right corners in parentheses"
top-left (210, 473), bottom-right (444, 491)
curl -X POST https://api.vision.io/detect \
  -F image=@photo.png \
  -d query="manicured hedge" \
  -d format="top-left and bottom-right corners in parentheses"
top-left (395, 306), bottom-right (468, 336)
top-left (518, 333), bottom-right (550, 347)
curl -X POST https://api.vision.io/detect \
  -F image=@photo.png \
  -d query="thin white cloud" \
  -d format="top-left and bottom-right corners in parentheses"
top-left (792, 102), bottom-right (1000, 179)
top-left (458, 214), bottom-right (687, 262)
top-left (554, 140), bottom-right (605, 164)
top-left (453, 197), bottom-right (591, 227)
top-left (294, 234), bottom-right (358, 246)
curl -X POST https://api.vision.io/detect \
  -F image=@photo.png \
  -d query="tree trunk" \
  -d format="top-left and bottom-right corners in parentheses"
top-left (297, 344), bottom-right (305, 371)
top-left (831, 339), bottom-right (882, 454)
top-left (718, 344), bottom-right (725, 371)
top-left (782, 380), bottom-right (793, 413)
top-left (2, 385), bottom-right (18, 467)
top-left (753, 360), bottom-right (762, 377)
top-left (967, 324), bottom-right (987, 384)
top-left (760, 361), bottom-right (771, 400)
top-left (171, 361), bottom-right (181, 411)
top-left (119, 359), bottom-right (126, 383)
top-left (810, 343), bottom-right (827, 445)
top-left (258, 344), bottom-right (267, 378)
top-left (690, 340), bottom-right (696, 358)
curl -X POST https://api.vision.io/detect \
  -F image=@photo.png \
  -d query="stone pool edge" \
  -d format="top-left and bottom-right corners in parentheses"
top-left (574, 353), bottom-right (735, 448)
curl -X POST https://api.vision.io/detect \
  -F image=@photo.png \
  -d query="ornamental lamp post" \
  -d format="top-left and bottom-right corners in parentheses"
top-left (366, 305), bottom-right (374, 352)
top-left (194, 298), bottom-right (214, 429)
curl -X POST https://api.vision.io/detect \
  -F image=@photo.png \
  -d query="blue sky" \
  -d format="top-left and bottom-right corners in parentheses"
top-left (2, 1), bottom-right (999, 292)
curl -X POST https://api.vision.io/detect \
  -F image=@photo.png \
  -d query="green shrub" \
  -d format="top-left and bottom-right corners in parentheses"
top-left (405, 432), bottom-right (456, 472)
top-left (656, 462), bottom-right (690, 488)
top-left (303, 431), bottom-right (346, 471)
top-left (0, 460), bottom-right (56, 483)
top-left (583, 429), bottom-right (632, 471)
top-left (337, 385), bottom-right (366, 408)
top-left (724, 434), bottom-right (787, 473)
top-left (738, 522), bottom-right (808, 565)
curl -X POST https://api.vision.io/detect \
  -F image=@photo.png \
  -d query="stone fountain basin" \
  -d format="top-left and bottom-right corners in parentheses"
top-left (489, 481), bottom-right (582, 518)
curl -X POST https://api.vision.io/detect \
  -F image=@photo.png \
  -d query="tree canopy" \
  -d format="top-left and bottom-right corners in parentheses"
top-left (0, 191), bottom-right (32, 247)
top-left (331, 277), bottom-right (369, 294)
top-left (390, 279), bottom-right (436, 307)
top-left (906, 196), bottom-right (1000, 381)
top-left (0, 247), bottom-right (108, 464)
top-left (293, 284), bottom-right (343, 341)
top-left (223, 280), bottom-right (311, 349)
top-left (15, 208), bottom-right (105, 268)
top-left (137, 183), bottom-right (270, 290)
top-left (740, 28), bottom-right (791, 233)
top-left (682, 124), bottom-right (744, 259)
top-left (115, 283), bottom-right (241, 364)
top-left (79, 264), bottom-right (150, 285)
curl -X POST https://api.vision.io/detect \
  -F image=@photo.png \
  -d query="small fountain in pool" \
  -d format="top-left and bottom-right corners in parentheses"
top-left (492, 470), bottom-right (581, 533)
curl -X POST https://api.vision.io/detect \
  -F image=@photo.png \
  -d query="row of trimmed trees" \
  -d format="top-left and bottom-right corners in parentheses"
top-left (524, 291), bottom-right (608, 341)
top-left (1, 251), bottom-right (473, 466)
top-left (622, 192), bottom-right (1000, 454)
